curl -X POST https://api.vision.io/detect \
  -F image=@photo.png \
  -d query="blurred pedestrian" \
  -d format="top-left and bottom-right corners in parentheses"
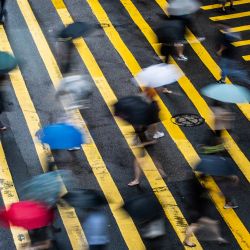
top-left (218, 0), bottom-right (235, 13)
top-left (0, 0), bottom-right (6, 24)
top-left (216, 23), bottom-right (249, 84)
top-left (183, 175), bottom-right (228, 247)
top-left (0, 78), bottom-right (7, 131)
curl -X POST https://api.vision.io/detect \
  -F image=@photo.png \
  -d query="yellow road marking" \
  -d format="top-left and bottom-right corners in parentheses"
top-left (243, 55), bottom-right (250, 60)
top-left (210, 11), bottom-right (250, 21)
top-left (53, 0), bottom-right (202, 248)
top-left (85, 0), bottom-right (250, 248)
top-left (230, 24), bottom-right (250, 32)
top-left (201, 0), bottom-right (250, 10)
top-left (232, 39), bottom-right (250, 46)
top-left (17, 0), bottom-right (145, 249)
top-left (155, 0), bottom-right (250, 120)
top-left (0, 143), bottom-right (29, 249)
top-left (0, 26), bottom-right (88, 250)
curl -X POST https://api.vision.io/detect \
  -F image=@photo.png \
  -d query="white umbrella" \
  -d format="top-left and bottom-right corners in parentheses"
top-left (167, 0), bottom-right (201, 16)
top-left (134, 64), bottom-right (184, 88)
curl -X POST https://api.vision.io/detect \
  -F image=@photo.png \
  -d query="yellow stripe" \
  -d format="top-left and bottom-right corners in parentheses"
top-left (201, 0), bottom-right (250, 10)
top-left (155, 0), bottom-right (250, 121)
top-left (0, 143), bottom-right (29, 249)
top-left (243, 55), bottom-right (250, 60)
top-left (85, 0), bottom-right (250, 248)
top-left (0, 26), bottom-right (88, 250)
top-left (17, 0), bottom-right (145, 249)
top-left (230, 24), bottom-right (250, 32)
top-left (232, 39), bottom-right (250, 46)
top-left (210, 11), bottom-right (250, 21)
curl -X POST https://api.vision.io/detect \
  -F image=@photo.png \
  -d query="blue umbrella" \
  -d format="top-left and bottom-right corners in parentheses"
top-left (195, 155), bottom-right (237, 176)
top-left (201, 84), bottom-right (250, 103)
top-left (36, 123), bottom-right (84, 149)
top-left (0, 51), bottom-right (18, 74)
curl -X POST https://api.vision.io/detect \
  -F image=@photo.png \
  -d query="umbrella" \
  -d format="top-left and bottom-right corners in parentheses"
top-left (114, 96), bottom-right (157, 126)
top-left (195, 155), bottom-right (237, 176)
top-left (156, 20), bottom-right (186, 44)
top-left (0, 52), bottom-right (18, 74)
top-left (201, 84), bottom-right (250, 104)
top-left (61, 189), bottom-right (107, 208)
top-left (167, 0), bottom-right (201, 16)
top-left (36, 123), bottom-right (85, 149)
top-left (58, 22), bottom-right (95, 41)
top-left (123, 194), bottom-right (162, 223)
top-left (134, 64), bottom-right (184, 88)
top-left (1, 201), bottom-right (54, 230)
top-left (21, 170), bottom-right (72, 206)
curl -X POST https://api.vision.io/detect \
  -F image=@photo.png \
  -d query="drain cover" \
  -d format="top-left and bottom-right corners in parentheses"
top-left (171, 113), bottom-right (204, 127)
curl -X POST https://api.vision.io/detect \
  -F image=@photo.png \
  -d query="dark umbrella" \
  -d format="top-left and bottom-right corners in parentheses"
top-left (155, 20), bottom-right (186, 45)
top-left (58, 22), bottom-right (95, 41)
top-left (0, 51), bottom-right (18, 74)
top-left (0, 201), bottom-right (54, 230)
top-left (195, 156), bottom-right (237, 176)
top-left (123, 194), bottom-right (162, 223)
top-left (61, 189), bottom-right (107, 209)
top-left (114, 96), bottom-right (156, 126)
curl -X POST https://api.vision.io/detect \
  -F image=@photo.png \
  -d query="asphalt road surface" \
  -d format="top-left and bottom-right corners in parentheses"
top-left (0, 0), bottom-right (249, 249)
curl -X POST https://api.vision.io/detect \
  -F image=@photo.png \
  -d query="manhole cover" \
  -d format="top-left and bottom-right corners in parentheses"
top-left (171, 113), bottom-right (204, 127)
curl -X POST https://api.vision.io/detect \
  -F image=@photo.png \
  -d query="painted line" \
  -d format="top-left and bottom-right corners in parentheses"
top-left (0, 26), bottom-right (88, 250)
top-left (52, 0), bottom-right (202, 248)
top-left (85, 0), bottom-right (250, 248)
top-left (230, 24), bottom-right (250, 32)
top-left (17, 0), bottom-right (145, 249)
top-left (122, 0), bottom-right (250, 182)
top-left (243, 55), bottom-right (250, 60)
top-left (201, 0), bottom-right (250, 10)
top-left (232, 39), bottom-right (250, 46)
top-left (210, 11), bottom-right (250, 21)
top-left (155, 0), bottom-right (250, 120)
top-left (0, 142), bottom-right (29, 249)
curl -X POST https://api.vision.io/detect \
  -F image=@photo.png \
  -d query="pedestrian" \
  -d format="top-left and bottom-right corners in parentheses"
top-left (0, 0), bottom-right (6, 24)
top-left (218, 0), bottom-right (235, 13)
top-left (216, 23), bottom-right (249, 84)
top-left (182, 175), bottom-right (228, 247)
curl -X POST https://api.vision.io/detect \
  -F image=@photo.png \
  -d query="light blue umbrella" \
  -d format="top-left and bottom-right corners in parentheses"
top-left (201, 84), bottom-right (250, 103)
top-left (36, 123), bottom-right (85, 149)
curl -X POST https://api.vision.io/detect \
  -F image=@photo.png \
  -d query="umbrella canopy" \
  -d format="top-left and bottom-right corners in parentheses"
top-left (156, 20), bottom-right (186, 44)
top-left (134, 64), bottom-right (184, 88)
top-left (195, 155), bottom-right (237, 176)
top-left (36, 123), bottom-right (85, 149)
top-left (201, 84), bottom-right (250, 104)
top-left (0, 52), bottom-right (18, 74)
top-left (167, 0), bottom-right (201, 16)
top-left (21, 170), bottom-right (72, 206)
top-left (62, 189), bottom-right (107, 209)
top-left (123, 194), bottom-right (162, 223)
top-left (58, 22), bottom-right (95, 41)
top-left (114, 96), bottom-right (157, 126)
top-left (1, 201), bottom-right (54, 230)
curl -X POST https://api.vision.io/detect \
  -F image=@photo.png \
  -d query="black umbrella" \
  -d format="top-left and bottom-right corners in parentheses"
top-left (114, 96), bottom-right (157, 126)
top-left (155, 20), bottom-right (186, 45)
top-left (195, 156), bottom-right (237, 176)
top-left (0, 52), bottom-right (18, 74)
top-left (58, 22), bottom-right (95, 41)
top-left (61, 189), bottom-right (107, 208)
top-left (123, 194), bottom-right (162, 223)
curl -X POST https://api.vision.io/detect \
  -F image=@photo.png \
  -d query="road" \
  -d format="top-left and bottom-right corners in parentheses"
top-left (0, 0), bottom-right (249, 249)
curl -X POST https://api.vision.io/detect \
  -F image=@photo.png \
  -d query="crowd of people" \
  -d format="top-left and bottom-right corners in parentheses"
top-left (0, 0), bottom-right (249, 249)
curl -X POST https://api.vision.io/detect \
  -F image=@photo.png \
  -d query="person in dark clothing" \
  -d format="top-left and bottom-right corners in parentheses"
top-left (218, 0), bottom-right (235, 13)
top-left (0, 0), bottom-right (6, 24)
top-left (216, 23), bottom-right (249, 84)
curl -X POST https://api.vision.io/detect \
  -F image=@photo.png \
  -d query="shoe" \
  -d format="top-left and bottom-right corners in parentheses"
top-left (197, 37), bottom-right (206, 42)
top-left (153, 131), bottom-right (164, 139)
top-left (0, 126), bottom-right (7, 131)
top-left (67, 147), bottom-right (80, 151)
top-left (177, 55), bottom-right (188, 61)
top-left (224, 203), bottom-right (238, 209)
top-left (216, 79), bottom-right (226, 84)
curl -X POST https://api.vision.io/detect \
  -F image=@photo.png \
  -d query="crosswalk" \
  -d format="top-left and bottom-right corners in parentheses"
top-left (0, 0), bottom-right (249, 249)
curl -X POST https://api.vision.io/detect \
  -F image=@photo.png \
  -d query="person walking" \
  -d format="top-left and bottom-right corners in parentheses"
top-left (0, 0), bottom-right (6, 24)
top-left (218, 0), bottom-right (235, 13)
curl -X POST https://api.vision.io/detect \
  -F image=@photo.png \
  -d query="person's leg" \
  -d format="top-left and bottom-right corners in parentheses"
top-left (0, 0), bottom-right (6, 22)
top-left (128, 159), bottom-right (142, 186)
top-left (183, 223), bottom-right (200, 247)
top-left (175, 43), bottom-right (188, 61)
